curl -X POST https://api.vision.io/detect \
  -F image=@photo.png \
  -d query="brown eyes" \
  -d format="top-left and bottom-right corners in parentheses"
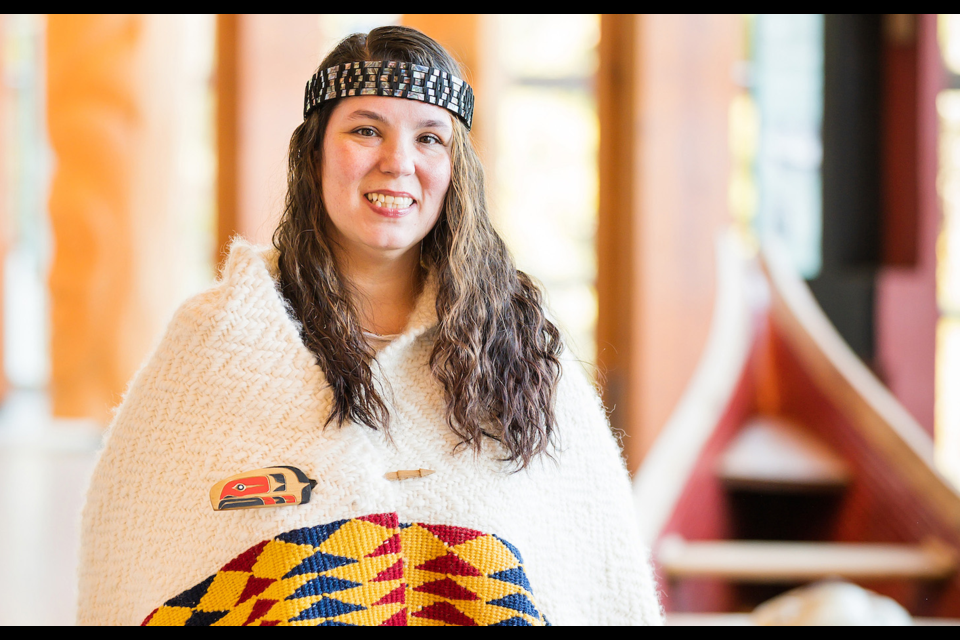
top-left (351, 128), bottom-right (444, 146)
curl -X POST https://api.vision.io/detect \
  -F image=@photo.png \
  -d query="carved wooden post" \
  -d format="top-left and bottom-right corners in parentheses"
top-left (47, 15), bottom-right (141, 420)
top-left (47, 15), bottom-right (190, 422)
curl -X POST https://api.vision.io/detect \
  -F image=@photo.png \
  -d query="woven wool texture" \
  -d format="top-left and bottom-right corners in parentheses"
top-left (77, 239), bottom-right (664, 626)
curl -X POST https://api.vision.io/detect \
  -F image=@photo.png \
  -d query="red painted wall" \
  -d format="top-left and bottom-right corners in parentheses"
top-left (875, 14), bottom-right (942, 436)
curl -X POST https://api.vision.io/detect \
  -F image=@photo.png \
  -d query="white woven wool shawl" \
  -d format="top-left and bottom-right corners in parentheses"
top-left (77, 239), bottom-right (663, 625)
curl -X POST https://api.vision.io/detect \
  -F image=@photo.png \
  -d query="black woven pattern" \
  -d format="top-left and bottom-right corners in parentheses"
top-left (304, 61), bottom-right (474, 130)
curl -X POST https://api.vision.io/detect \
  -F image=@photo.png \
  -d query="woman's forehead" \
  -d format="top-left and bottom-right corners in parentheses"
top-left (331, 95), bottom-right (453, 129)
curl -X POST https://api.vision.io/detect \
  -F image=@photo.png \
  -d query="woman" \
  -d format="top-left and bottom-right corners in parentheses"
top-left (78, 26), bottom-right (663, 626)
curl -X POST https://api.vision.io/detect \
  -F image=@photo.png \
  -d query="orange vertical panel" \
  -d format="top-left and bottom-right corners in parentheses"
top-left (216, 14), bottom-right (239, 269)
top-left (597, 14), bottom-right (640, 461)
top-left (218, 14), bottom-right (321, 255)
top-left (47, 15), bottom-right (192, 422)
top-left (47, 14), bottom-right (142, 421)
top-left (598, 15), bottom-right (740, 473)
top-left (400, 15), bottom-right (488, 152)
top-left (400, 15), bottom-right (480, 86)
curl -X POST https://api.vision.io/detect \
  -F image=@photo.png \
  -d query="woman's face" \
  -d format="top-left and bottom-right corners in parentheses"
top-left (321, 95), bottom-right (453, 265)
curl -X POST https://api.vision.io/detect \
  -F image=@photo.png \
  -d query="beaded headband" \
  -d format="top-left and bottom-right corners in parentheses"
top-left (303, 60), bottom-right (475, 130)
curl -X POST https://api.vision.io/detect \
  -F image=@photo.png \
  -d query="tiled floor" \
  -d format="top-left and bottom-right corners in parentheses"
top-left (0, 390), bottom-right (102, 626)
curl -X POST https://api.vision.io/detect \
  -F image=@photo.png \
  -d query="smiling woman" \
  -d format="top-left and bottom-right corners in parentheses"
top-left (76, 26), bottom-right (663, 626)
top-left (321, 98), bottom-right (452, 307)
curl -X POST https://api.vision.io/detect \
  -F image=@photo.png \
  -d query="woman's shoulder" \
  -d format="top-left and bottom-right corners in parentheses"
top-left (130, 238), bottom-right (311, 395)
top-left (218, 236), bottom-right (281, 288)
top-left (556, 350), bottom-right (607, 416)
top-left (549, 345), bottom-right (628, 456)
top-left (167, 238), bottom-right (283, 326)
top-left (551, 335), bottom-right (605, 408)
top-left (101, 237), bottom-right (323, 438)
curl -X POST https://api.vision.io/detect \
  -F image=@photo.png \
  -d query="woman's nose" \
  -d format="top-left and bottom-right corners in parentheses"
top-left (378, 137), bottom-right (416, 176)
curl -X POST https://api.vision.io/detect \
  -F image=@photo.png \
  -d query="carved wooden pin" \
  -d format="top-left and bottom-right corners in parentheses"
top-left (385, 468), bottom-right (435, 481)
top-left (210, 466), bottom-right (317, 511)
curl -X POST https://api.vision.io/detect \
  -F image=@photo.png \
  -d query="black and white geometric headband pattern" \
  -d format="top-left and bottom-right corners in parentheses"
top-left (303, 61), bottom-right (475, 130)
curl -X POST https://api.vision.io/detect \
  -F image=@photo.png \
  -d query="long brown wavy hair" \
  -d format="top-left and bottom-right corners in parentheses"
top-left (273, 26), bottom-right (563, 468)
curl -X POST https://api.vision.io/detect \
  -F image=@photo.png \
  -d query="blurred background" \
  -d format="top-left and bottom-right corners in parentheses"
top-left (1, 13), bottom-right (959, 625)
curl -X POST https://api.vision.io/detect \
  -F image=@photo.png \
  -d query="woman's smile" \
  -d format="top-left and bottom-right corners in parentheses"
top-left (364, 190), bottom-right (416, 217)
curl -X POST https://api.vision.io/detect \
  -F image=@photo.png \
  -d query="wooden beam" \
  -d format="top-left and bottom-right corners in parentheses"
top-left (665, 613), bottom-right (960, 625)
top-left (400, 15), bottom-right (481, 91)
top-left (597, 15), bottom-right (740, 473)
top-left (659, 536), bottom-right (957, 582)
top-left (215, 14), bottom-right (239, 271)
top-left (400, 15), bottom-right (490, 155)
top-left (597, 14), bottom-right (640, 465)
top-left (216, 14), bottom-right (321, 267)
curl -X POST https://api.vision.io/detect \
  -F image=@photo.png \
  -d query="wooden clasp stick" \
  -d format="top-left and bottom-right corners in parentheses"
top-left (385, 469), bottom-right (435, 481)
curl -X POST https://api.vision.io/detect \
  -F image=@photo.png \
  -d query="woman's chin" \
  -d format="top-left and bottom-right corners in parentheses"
top-left (349, 238), bottom-right (422, 262)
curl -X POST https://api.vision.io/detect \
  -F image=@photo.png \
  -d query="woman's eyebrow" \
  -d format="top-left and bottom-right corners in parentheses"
top-left (344, 109), bottom-right (451, 131)
top-left (345, 109), bottom-right (385, 122)
top-left (418, 119), bottom-right (451, 130)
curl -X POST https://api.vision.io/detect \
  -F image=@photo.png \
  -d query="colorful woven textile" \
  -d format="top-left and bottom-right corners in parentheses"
top-left (78, 240), bottom-right (663, 625)
top-left (142, 513), bottom-right (547, 626)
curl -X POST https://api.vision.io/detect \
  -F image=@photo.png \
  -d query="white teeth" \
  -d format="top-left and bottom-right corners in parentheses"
top-left (366, 193), bottom-right (413, 208)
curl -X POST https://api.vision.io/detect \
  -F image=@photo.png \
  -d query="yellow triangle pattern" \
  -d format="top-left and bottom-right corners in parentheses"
top-left (141, 514), bottom-right (548, 626)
